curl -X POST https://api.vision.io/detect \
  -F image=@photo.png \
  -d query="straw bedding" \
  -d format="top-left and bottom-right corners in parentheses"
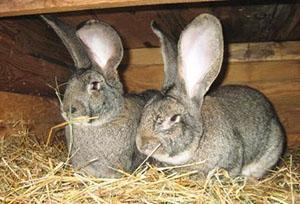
top-left (1, 121), bottom-right (299, 203)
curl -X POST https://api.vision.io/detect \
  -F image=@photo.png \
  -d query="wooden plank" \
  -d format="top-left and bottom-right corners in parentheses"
top-left (1, 47), bottom-right (298, 97)
top-left (123, 63), bottom-right (300, 110)
top-left (0, 91), bottom-right (63, 141)
top-left (0, 0), bottom-right (221, 17)
top-left (0, 52), bottom-right (71, 97)
top-left (60, 3), bottom-right (299, 48)
top-left (0, 3), bottom-right (299, 49)
top-left (288, 134), bottom-right (300, 147)
top-left (121, 61), bottom-right (300, 146)
top-left (0, 16), bottom-right (72, 96)
top-left (126, 42), bottom-right (300, 65)
top-left (0, 17), bottom-right (74, 68)
top-left (122, 60), bottom-right (300, 91)
top-left (0, 39), bottom-right (298, 97)
top-left (228, 41), bottom-right (300, 62)
top-left (222, 60), bottom-right (300, 84)
top-left (276, 105), bottom-right (300, 137)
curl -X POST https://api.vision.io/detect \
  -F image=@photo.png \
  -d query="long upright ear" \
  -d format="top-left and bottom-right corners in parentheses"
top-left (178, 14), bottom-right (223, 105)
top-left (41, 15), bottom-right (91, 69)
top-left (76, 20), bottom-right (123, 77)
top-left (151, 21), bottom-right (177, 89)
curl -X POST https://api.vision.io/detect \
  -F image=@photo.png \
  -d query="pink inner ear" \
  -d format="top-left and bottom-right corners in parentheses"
top-left (181, 26), bottom-right (215, 97)
top-left (77, 26), bottom-right (114, 68)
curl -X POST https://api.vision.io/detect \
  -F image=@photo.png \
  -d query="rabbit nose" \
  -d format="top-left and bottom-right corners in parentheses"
top-left (141, 136), bottom-right (151, 148)
top-left (140, 133), bottom-right (155, 149)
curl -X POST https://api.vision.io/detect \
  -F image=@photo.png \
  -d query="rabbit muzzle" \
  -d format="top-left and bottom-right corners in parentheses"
top-left (137, 131), bottom-right (174, 159)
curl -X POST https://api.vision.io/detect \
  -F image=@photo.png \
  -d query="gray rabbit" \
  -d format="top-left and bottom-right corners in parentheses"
top-left (42, 16), bottom-right (158, 178)
top-left (136, 14), bottom-right (285, 178)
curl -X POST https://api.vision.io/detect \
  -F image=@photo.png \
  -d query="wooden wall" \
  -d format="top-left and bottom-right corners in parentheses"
top-left (0, 41), bottom-right (299, 146)
top-left (0, 91), bottom-right (62, 141)
top-left (0, 1), bottom-right (299, 146)
top-left (121, 42), bottom-right (300, 146)
top-left (0, 2), bottom-right (299, 97)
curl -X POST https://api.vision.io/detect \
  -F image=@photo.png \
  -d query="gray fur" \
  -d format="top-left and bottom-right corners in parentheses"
top-left (136, 14), bottom-right (285, 178)
top-left (41, 15), bottom-right (91, 69)
top-left (151, 21), bottom-right (178, 88)
top-left (43, 16), bottom-right (157, 178)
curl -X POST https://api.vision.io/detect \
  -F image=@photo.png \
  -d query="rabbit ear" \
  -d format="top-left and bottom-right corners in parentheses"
top-left (151, 21), bottom-right (178, 89)
top-left (41, 15), bottom-right (91, 70)
top-left (177, 14), bottom-right (223, 105)
top-left (76, 20), bottom-right (123, 75)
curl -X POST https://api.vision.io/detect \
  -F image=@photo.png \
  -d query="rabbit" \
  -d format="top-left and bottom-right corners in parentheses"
top-left (135, 13), bottom-right (285, 178)
top-left (42, 15), bottom-right (159, 178)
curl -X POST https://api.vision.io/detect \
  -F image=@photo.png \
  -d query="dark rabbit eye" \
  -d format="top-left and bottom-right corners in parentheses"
top-left (71, 106), bottom-right (77, 113)
top-left (170, 114), bottom-right (181, 123)
top-left (90, 81), bottom-right (100, 90)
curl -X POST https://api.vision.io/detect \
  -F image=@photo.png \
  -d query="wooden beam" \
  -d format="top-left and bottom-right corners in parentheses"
top-left (122, 61), bottom-right (300, 146)
top-left (0, 52), bottom-right (71, 97)
top-left (1, 4), bottom-right (299, 50)
top-left (228, 41), bottom-right (300, 62)
top-left (125, 41), bottom-right (300, 65)
top-left (0, 41), bottom-right (298, 97)
top-left (0, 0), bottom-right (221, 17)
top-left (122, 60), bottom-right (300, 92)
top-left (288, 134), bottom-right (300, 148)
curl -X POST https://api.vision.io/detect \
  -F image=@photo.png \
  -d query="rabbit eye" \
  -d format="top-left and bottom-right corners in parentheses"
top-left (170, 114), bottom-right (181, 123)
top-left (90, 81), bottom-right (100, 91)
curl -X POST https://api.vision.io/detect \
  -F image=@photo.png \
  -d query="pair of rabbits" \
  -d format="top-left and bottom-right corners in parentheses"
top-left (43, 13), bottom-right (285, 179)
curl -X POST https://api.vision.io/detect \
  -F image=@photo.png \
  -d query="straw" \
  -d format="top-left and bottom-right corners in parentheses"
top-left (0, 121), bottom-right (299, 203)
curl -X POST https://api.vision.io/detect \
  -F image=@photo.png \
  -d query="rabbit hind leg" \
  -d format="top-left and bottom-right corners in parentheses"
top-left (241, 118), bottom-right (284, 178)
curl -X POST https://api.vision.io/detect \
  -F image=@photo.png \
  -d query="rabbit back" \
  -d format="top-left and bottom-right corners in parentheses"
top-left (208, 85), bottom-right (285, 177)
top-left (174, 85), bottom-right (285, 177)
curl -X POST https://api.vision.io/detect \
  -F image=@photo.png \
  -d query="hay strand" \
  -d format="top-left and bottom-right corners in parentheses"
top-left (1, 121), bottom-right (299, 203)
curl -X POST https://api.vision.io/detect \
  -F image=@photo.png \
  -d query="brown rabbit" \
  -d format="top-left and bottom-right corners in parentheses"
top-left (136, 14), bottom-right (285, 178)
top-left (42, 16), bottom-right (158, 178)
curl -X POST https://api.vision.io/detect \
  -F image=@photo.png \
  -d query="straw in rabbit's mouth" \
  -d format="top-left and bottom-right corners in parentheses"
top-left (144, 143), bottom-right (162, 157)
top-left (86, 115), bottom-right (99, 123)
top-left (46, 116), bottom-right (99, 146)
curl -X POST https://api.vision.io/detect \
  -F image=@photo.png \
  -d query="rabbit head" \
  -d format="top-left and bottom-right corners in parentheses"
top-left (42, 16), bottom-right (125, 124)
top-left (63, 20), bottom-right (124, 124)
top-left (136, 14), bottom-right (224, 165)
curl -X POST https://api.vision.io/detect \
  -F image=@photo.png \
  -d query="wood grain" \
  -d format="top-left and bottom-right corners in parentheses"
top-left (121, 60), bottom-right (300, 146)
top-left (0, 91), bottom-right (63, 141)
top-left (0, 52), bottom-right (70, 96)
top-left (288, 134), bottom-right (300, 148)
top-left (0, 39), bottom-right (298, 97)
top-left (126, 42), bottom-right (300, 65)
top-left (122, 60), bottom-right (300, 91)
top-left (56, 3), bottom-right (300, 48)
top-left (0, 58), bottom-right (299, 146)
top-left (0, 2), bottom-right (299, 146)
top-left (0, 3), bottom-right (299, 50)
top-left (0, 0), bottom-right (220, 17)
top-left (228, 41), bottom-right (300, 62)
